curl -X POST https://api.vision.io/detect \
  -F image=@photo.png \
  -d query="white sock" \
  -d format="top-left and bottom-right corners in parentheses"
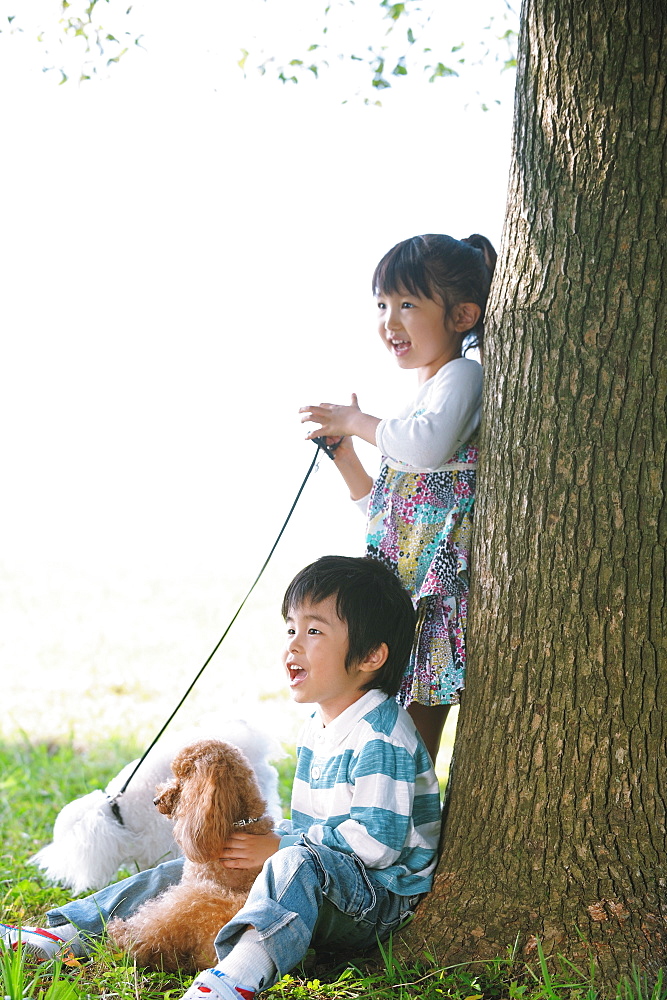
top-left (216, 928), bottom-right (276, 992)
top-left (46, 921), bottom-right (89, 957)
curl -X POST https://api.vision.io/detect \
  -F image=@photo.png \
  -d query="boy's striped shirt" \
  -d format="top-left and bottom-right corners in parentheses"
top-left (277, 689), bottom-right (441, 896)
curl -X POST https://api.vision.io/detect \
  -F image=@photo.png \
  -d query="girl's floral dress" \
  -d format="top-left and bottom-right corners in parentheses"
top-left (366, 436), bottom-right (477, 707)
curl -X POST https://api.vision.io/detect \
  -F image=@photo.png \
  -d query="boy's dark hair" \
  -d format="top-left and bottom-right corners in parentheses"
top-left (281, 555), bottom-right (416, 697)
top-left (372, 233), bottom-right (497, 352)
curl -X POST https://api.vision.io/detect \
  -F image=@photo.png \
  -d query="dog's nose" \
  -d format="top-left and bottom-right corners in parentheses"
top-left (153, 796), bottom-right (160, 806)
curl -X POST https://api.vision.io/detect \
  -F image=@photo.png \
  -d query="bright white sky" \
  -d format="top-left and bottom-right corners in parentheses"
top-left (0, 0), bottom-right (517, 743)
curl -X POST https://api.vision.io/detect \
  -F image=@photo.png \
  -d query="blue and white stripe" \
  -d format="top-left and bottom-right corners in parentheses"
top-left (277, 690), bottom-right (441, 896)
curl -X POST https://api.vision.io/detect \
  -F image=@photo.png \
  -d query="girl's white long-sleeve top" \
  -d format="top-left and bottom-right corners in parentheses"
top-left (354, 357), bottom-right (482, 515)
top-left (375, 357), bottom-right (482, 471)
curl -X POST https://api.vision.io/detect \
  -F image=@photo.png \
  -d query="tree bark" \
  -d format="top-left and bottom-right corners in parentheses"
top-left (400, 0), bottom-right (667, 985)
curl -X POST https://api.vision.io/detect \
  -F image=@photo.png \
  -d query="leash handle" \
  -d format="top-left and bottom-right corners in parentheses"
top-left (312, 435), bottom-right (343, 460)
top-left (115, 442), bottom-right (325, 799)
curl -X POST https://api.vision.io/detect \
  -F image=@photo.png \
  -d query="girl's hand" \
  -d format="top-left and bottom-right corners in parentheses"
top-left (299, 394), bottom-right (380, 447)
top-left (219, 832), bottom-right (281, 869)
top-left (299, 394), bottom-right (361, 438)
top-left (326, 434), bottom-right (354, 462)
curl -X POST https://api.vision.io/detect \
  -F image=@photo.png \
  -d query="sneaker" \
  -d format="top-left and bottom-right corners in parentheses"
top-left (0, 924), bottom-right (67, 963)
top-left (182, 969), bottom-right (255, 1000)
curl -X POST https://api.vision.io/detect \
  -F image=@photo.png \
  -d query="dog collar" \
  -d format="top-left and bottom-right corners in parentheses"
top-left (233, 816), bottom-right (264, 828)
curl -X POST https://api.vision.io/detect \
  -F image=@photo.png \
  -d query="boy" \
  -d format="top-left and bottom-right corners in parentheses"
top-left (2, 556), bottom-right (441, 1000)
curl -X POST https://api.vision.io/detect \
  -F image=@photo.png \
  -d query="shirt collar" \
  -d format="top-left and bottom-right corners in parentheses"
top-left (310, 689), bottom-right (388, 749)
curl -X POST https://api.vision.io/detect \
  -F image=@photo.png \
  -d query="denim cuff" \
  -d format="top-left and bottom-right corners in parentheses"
top-left (214, 897), bottom-right (311, 979)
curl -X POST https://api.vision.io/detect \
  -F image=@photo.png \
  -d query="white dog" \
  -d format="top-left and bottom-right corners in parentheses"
top-left (30, 719), bottom-right (282, 895)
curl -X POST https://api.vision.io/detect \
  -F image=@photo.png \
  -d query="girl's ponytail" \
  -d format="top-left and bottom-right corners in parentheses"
top-left (462, 234), bottom-right (497, 280)
top-left (460, 233), bottom-right (497, 354)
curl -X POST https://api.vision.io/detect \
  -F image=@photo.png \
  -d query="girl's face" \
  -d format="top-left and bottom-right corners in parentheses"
top-left (375, 287), bottom-right (462, 384)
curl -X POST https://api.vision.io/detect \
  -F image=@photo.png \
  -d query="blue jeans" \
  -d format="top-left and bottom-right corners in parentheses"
top-left (46, 858), bottom-right (186, 949)
top-left (47, 839), bottom-right (420, 982)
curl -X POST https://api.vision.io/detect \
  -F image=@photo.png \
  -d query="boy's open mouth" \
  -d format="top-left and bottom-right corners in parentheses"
top-left (288, 665), bottom-right (307, 685)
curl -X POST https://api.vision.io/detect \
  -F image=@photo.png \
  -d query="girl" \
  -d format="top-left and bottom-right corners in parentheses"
top-left (300, 233), bottom-right (497, 763)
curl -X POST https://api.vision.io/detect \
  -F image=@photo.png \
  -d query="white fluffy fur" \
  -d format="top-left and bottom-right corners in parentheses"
top-left (30, 719), bottom-right (282, 895)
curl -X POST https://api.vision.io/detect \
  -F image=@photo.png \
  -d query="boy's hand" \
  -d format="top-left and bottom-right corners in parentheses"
top-left (219, 832), bottom-right (282, 869)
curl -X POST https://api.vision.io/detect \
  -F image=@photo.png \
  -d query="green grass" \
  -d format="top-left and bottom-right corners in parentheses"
top-left (0, 737), bottom-right (664, 1000)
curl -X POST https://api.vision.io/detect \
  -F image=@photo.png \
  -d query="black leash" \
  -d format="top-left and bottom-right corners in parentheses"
top-left (108, 437), bottom-right (340, 821)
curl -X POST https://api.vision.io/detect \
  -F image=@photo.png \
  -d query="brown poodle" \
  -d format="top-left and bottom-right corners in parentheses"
top-left (108, 738), bottom-right (275, 972)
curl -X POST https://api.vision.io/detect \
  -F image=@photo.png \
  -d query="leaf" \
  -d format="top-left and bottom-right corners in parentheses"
top-left (428, 61), bottom-right (457, 82)
top-left (106, 45), bottom-right (127, 65)
top-left (385, 3), bottom-right (405, 21)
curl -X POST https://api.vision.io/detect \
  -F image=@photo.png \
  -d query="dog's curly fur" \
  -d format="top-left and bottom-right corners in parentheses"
top-left (30, 719), bottom-right (282, 894)
top-left (107, 738), bottom-right (275, 972)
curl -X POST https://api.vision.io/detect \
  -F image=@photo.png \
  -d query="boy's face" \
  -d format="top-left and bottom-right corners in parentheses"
top-left (283, 595), bottom-right (375, 725)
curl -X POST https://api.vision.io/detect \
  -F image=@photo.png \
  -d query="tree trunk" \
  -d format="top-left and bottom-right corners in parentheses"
top-left (400, 0), bottom-right (667, 985)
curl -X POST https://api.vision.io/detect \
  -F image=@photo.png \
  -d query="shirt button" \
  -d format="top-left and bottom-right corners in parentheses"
top-left (316, 733), bottom-right (325, 743)
top-left (311, 766), bottom-right (321, 780)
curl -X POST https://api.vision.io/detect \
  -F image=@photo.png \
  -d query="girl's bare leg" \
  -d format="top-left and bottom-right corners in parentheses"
top-left (407, 703), bottom-right (451, 765)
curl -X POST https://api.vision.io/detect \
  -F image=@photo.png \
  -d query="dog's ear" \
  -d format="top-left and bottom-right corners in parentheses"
top-left (172, 746), bottom-right (267, 864)
top-left (174, 766), bottom-right (232, 862)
